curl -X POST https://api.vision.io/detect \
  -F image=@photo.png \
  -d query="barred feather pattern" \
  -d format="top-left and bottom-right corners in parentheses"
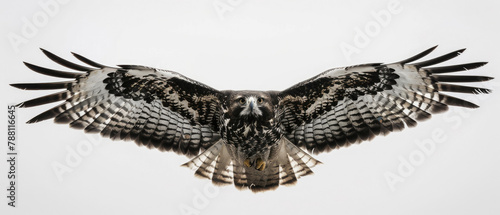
top-left (279, 46), bottom-right (492, 153)
top-left (12, 49), bottom-right (222, 157)
top-left (182, 138), bottom-right (320, 192)
top-left (11, 47), bottom-right (492, 192)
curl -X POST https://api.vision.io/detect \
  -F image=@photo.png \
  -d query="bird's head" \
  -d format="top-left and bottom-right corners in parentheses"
top-left (225, 91), bottom-right (276, 121)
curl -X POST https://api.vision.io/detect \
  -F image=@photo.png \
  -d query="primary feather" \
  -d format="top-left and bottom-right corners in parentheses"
top-left (278, 46), bottom-right (491, 154)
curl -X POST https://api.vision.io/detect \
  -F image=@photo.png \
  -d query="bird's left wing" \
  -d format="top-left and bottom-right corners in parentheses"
top-left (278, 46), bottom-right (493, 154)
top-left (11, 49), bottom-right (224, 157)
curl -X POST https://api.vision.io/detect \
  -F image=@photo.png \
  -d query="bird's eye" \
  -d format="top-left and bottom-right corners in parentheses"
top-left (257, 98), bottom-right (264, 104)
top-left (238, 98), bottom-right (246, 104)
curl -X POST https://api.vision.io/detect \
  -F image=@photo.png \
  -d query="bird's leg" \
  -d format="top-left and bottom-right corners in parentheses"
top-left (244, 158), bottom-right (252, 168)
top-left (255, 158), bottom-right (266, 171)
top-left (243, 158), bottom-right (266, 171)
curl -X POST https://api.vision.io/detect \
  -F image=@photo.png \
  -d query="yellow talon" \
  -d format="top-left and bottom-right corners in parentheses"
top-left (244, 158), bottom-right (252, 168)
top-left (255, 158), bottom-right (266, 171)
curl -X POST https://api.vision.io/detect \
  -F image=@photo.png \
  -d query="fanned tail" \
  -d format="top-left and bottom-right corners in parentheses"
top-left (182, 138), bottom-right (321, 192)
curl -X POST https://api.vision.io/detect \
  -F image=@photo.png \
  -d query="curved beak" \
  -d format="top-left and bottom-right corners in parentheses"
top-left (240, 97), bottom-right (263, 117)
top-left (248, 97), bottom-right (262, 116)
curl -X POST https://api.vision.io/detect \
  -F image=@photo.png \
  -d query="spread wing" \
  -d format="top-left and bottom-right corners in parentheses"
top-left (11, 49), bottom-right (224, 157)
top-left (278, 46), bottom-right (493, 154)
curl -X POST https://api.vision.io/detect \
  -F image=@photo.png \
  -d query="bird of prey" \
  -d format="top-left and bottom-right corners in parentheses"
top-left (11, 46), bottom-right (492, 192)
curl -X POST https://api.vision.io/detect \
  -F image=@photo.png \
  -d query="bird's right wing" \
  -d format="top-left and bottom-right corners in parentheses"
top-left (277, 46), bottom-right (493, 154)
top-left (11, 49), bottom-right (225, 157)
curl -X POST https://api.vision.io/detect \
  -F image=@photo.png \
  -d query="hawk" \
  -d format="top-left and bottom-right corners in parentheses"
top-left (12, 46), bottom-right (492, 192)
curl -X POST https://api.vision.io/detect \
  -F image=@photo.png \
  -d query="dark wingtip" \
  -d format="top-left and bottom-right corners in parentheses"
top-left (455, 48), bottom-right (466, 56)
top-left (71, 52), bottom-right (107, 68)
top-left (39, 48), bottom-right (95, 71)
top-left (23, 61), bottom-right (42, 72)
top-left (464, 61), bottom-right (488, 70)
top-left (26, 116), bottom-right (48, 124)
top-left (23, 61), bottom-right (82, 78)
top-left (10, 81), bottom-right (71, 90)
top-left (474, 62), bottom-right (489, 69)
top-left (23, 61), bottom-right (32, 67)
top-left (413, 48), bottom-right (468, 68)
top-left (454, 48), bottom-right (467, 56)
top-left (455, 48), bottom-right (466, 55)
top-left (469, 104), bottom-right (480, 109)
top-left (10, 83), bottom-right (23, 89)
top-left (424, 45), bottom-right (439, 54)
top-left (39, 48), bottom-right (51, 55)
top-left (14, 102), bottom-right (24, 108)
top-left (395, 45), bottom-right (439, 65)
top-left (26, 118), bottom-right (39, 124)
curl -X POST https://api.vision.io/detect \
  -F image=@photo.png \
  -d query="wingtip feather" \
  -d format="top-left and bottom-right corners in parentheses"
top-left (10, 83), bottom-right (23, 89)
top-left (39, 48), bottom-right (95, 71)
top-left (71, 51), bottom-right (107, 68)
top-left (395, 45), bottom-right (439, 65)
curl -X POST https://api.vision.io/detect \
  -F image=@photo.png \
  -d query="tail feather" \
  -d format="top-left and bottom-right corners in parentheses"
top-left (212, 143), bottom-right (234, 185)
top-left (182, 138), bottom-right (320, 192)
top-left (182, 140), bottom-right (223, 179)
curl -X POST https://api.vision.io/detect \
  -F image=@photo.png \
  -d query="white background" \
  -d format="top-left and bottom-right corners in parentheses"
top-left (1, 0), bottom-right (499, 214)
